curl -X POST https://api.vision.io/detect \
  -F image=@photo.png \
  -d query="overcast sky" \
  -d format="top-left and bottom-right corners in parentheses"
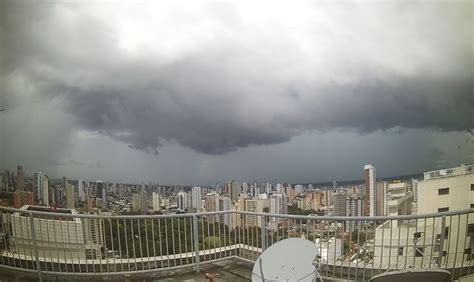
top-left (0, 0), bottom-right (472, 185)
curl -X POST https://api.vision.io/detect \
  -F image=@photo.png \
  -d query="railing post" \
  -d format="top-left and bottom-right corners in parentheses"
top-left (29, 213), bottom-right (43, 282)
top-left (192, 215), bottom-right (200, 272)
top-left (437, 215), bottom-right (446, 268)
top-left (260, 215), bottom-right (266, 252)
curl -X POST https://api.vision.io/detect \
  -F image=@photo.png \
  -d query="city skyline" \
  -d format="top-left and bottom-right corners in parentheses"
top-left (1, 1), bottom-right (472, 185)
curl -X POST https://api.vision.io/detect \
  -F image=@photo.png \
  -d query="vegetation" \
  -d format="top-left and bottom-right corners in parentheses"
top-left (103, 217), bottom-right (264, 258)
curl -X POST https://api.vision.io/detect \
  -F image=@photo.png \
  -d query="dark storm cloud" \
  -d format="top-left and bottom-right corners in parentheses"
top-left (1, 1), bottom-right (472, 155)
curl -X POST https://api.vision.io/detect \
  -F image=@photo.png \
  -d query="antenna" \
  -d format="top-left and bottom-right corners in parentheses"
top-left (252, 238), bottom-right (322, 282)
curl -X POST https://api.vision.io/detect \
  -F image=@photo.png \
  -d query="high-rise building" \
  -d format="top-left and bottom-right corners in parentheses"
top-left (275, 183), bottom-right (282, 193)
top-left (191, 186), bottom-right (202, 212)
top-left (323, 189), bottom-right (333, 207)
top-left (230, 180), bottom-right (240, 202)
top-left (294, 185), bottom-right (304, 194)
top-left (375, 181), bottom-right (386, 216)
top-left (96, 181), bottom-right (103, 200)
top-left (219, 196), bottom-right (231, 226)
top-left (244, 199), bottom-right (258, 227)
top-left (33, 172), bottom-right (49, 206)
top-left (204, 192), bottom-right (219, 212)
top-left (78, 179), bottom-right (85, 202)
top-left (16, 166), bottom-right (24, 191)
top-left (53, 187), bottom-right (65, 205)
top-left (332, 191), bottom-right (347, 216)
top-left (102, 182), bottom-right (108, 205)
top-left (345, 194), bottom-right (364, 230)
top-left (176, 192), bottom-right (187, 211)
top-left (265, 182), bottom-right (271, 194)
top-left (152, 192), bottom-right (160, 211)
top-left (385, 181), bottom-right (412, 226)
top-left (364, 164), bottom-right (376, 216)
top-left (132, 190), bottom-right (147, 212)
top-left (66, 185), bottom-right (75, 209)
top-left (62, 177), bottom-right (68, 190)
top-left (204, 192), bottom-right (219, 223)
top-left (242, 182), bottom-right (248, 195)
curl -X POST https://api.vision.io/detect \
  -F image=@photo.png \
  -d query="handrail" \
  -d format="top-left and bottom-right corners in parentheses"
top-left (1, 205), bottom-right (472, 221)
top-left (0, 206), bottom-right (472, 280)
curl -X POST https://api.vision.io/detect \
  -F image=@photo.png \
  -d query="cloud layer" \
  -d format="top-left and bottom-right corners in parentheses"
top-left (1, 1), bottom-right (472, 155)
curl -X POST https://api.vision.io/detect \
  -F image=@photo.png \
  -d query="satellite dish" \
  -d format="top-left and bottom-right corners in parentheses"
top-left (252, 238), bottom-right (320, 282)
top-left (370, 269), bottom-right (451, 282)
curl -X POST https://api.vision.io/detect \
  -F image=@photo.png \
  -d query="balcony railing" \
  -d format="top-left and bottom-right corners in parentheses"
top-left (0, 206), bottom-right (473, 281)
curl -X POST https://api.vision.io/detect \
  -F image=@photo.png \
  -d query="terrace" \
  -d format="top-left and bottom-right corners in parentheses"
top-left (0, 206), bottom-right (473, 281)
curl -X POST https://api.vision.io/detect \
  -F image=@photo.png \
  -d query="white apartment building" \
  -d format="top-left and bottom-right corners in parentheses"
top-left (385, 182), bottom-right (413, 227)
top-left (364, 164), bottom-right (376, 217)
top-left (373, 164), bottom-right (474, 269)
top-left (152, 192), bottom-right (160, 211)
top-left (11, 206), bottom-right (105, 261)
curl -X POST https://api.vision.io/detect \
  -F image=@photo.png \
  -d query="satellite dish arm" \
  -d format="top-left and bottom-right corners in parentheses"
top-left (259, 257), bottom-right (265, 281)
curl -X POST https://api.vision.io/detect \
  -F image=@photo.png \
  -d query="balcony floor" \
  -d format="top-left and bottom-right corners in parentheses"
top-left (0, 258), bottom-right (254, 281)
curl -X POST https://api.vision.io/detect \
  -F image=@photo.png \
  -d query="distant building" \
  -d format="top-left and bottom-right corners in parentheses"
top-left (96, 181), bottom-right (103, 201)
top-left (13, 191), bottom-right (33, 208)
top-left (364, 164), bottom-right (376, 216)
top-left (230, 180), bottom-right (240, 202)
top-left (152, 192), bottom-right (160, 211)
top-left (66, 185), bottom-right (75, 209)
top-left (375, 181), bottom-right (386, 216)
top-left (345, 194), bottom-right (364, 230)
top-left (176, 192), bottom-right (187, 211)
top-left (275, 183), bottom-right (282, 194)
top-left (323, 189), bottom-right (333, 207)
top-left (204, 192), bottom-right (219, 223)
top-left (16, 166), bottom-right (24, 191)
top-left (78, 179), bottom-right (85, 202)
top-left (191, 186), bottom-right (202, 212)
top-left (33, 172), bottom-right (49, 206)
top-left (332, 191), bottom-right (347, 216)
top-left (132, 188), bottom-right (147, 212)
top-left (219, 197), bottom-right (232, 226)
top-left (242, 182), bottom-right (248, 195)
top-left (386, 181), bottom-right (412, 225)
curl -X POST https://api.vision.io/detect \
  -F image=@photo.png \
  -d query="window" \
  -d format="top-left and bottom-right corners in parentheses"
top-left (465, 248), bottom-right (472, 255)
top-left (444, 227), bottom-right (449, 237)
top-left (415, 247), bottom-right (424, 257)
top-left (438, 207), bottom-right (449, 212)
top-left (398, 247), bottom-right (404, 255)
top-left (471, 184), bottom-right (474, 191)
top-left (471, 203), bottom-right (474, 209)
top-left (438, 188), bottom-right (449, 195)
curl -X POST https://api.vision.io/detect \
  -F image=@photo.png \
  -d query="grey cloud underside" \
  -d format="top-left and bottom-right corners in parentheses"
top-left (1, 1), bottom-right (472, 155)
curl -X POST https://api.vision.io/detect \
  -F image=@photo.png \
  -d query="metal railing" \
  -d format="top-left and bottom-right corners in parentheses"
top-left (0, 206), bottom-right (473, 281)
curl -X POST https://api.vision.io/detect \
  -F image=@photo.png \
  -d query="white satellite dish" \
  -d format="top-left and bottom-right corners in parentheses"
top-left (370, 269), bottom-right (451, 282)
top-left (252, 238), bottom-right (321, 282)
